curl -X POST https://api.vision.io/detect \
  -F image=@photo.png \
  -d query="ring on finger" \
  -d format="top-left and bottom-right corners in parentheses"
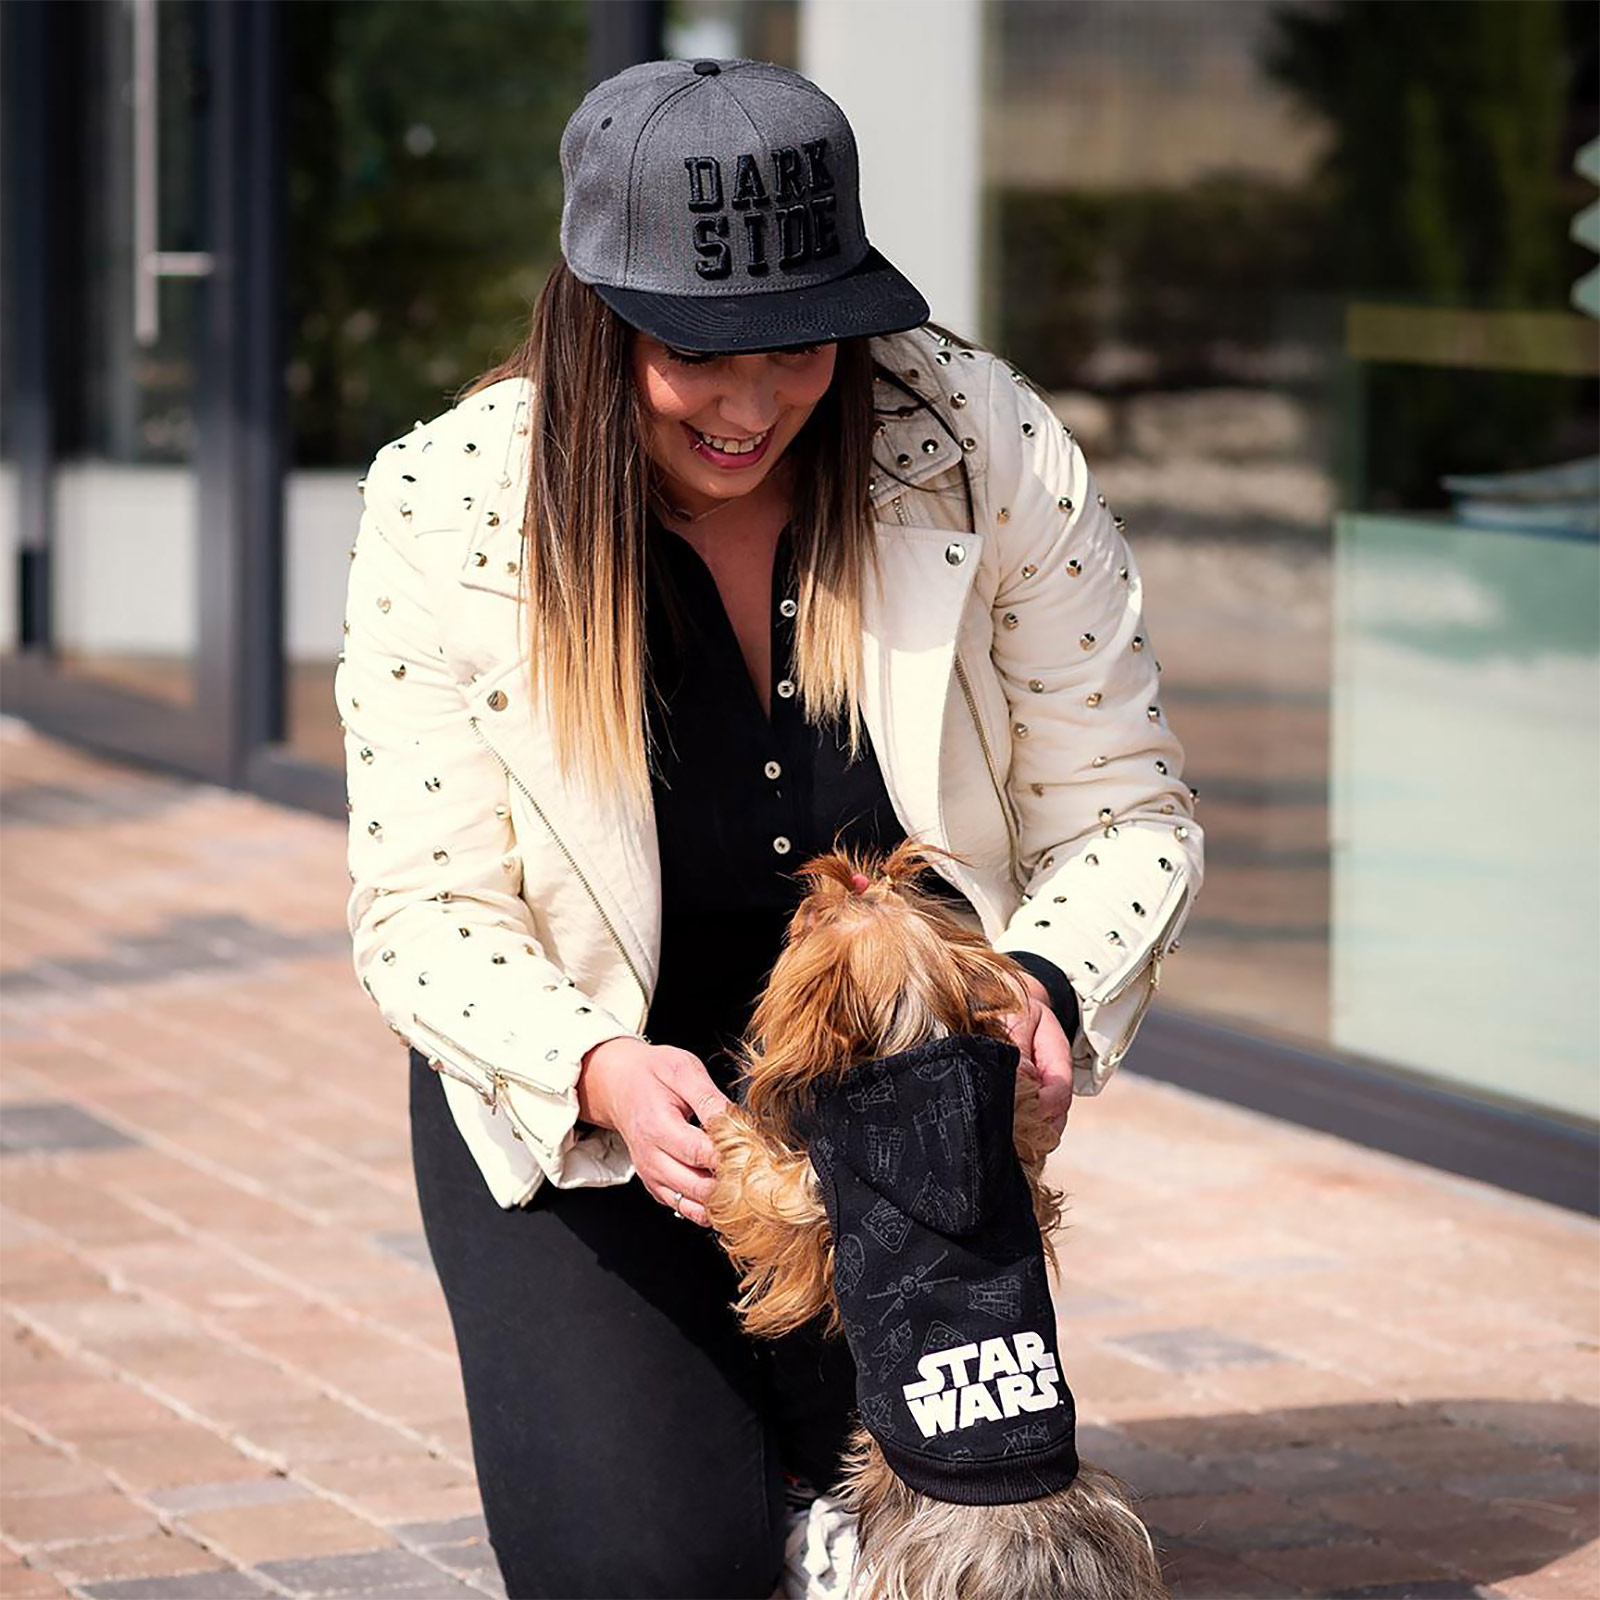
top-left (671, 1189), bottom-right (685, 1217)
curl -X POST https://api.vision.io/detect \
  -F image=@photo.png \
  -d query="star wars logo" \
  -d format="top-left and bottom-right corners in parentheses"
top-left (683, 140), bottom-right (841, 281)
top-left (901, 1331), bottom-right (1064, 1439)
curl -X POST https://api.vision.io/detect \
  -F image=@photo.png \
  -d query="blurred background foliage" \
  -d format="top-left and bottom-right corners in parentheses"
top-left (994, 0), bottom-right (1597, 508)
top-left (285, 0), bottom-right (587, 467)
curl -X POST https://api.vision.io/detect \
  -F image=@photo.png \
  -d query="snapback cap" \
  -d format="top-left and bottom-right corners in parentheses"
top-left (560, 58), bottom-right (930, 353)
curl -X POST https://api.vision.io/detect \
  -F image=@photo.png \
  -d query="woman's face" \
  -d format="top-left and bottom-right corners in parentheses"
top-left (632, 336), bottom-right (838, 515)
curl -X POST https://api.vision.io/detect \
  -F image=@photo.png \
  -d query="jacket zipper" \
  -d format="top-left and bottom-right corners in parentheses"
top-left (469, 716), bottom-right (650, 1016)
top-left (1096, 880), bottom-right (1191, 1067)
top-left (889, 495), bottom-right (1023, 894)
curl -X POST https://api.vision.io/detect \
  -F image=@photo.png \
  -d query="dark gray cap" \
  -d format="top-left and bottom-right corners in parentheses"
top-left (560, 58), bottom-right (929, 353)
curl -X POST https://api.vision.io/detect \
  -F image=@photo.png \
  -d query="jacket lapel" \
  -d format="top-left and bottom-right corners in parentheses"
top-left (858, 518), bottom-right (979, 853)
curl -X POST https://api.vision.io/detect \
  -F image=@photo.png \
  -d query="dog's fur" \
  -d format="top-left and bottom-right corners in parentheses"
top-left (707, 843), bottom-right (1168, 1600)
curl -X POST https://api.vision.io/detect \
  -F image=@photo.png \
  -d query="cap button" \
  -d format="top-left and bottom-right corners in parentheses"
top-left (692, 59), bottom-right (721, 75)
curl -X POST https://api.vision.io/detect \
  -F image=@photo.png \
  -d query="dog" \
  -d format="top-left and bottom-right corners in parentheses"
top-left (707, 843), bottom-right (1168, 1600)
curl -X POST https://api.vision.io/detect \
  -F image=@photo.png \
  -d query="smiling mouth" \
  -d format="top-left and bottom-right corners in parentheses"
top-left (686, 424), bottom-right (775, 467)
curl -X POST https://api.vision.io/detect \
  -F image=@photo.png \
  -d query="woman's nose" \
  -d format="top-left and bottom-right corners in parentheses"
top-left (713, 358), bottom-right (781, 432)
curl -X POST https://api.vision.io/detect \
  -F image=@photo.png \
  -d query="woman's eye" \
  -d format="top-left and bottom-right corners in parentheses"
top-left (664, 345), bottom-right (716, 366)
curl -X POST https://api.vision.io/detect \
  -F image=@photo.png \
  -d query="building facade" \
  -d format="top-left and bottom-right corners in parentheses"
top-left (3, 0), bottom-right (1596, 1204)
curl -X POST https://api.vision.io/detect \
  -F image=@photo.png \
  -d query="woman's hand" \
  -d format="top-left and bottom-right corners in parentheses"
top-left (577, 1037), bottom-right (732, 1225)
top-left (1006, 975), bottom-right (1074, 1146)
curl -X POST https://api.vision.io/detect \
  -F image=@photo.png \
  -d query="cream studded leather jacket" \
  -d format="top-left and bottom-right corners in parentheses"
top-left (337, 326), bottom-right (1204, 1208)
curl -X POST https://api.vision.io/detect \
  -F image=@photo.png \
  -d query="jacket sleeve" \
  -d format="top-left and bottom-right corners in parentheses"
top-left (982, 374), bottom-right (1204, 1093)
top-left (335, 445), bottom-right (637, 1196)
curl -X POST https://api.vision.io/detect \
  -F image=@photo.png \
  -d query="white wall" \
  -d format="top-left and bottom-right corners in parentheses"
top-left (1, 465), bottom-right (356, 665)
top-left (800, 0), bottom-right (982, 338)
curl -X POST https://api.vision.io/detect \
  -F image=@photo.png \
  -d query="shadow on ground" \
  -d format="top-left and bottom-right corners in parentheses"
top-left (1100, 1399), bottom-right (1598, 1596)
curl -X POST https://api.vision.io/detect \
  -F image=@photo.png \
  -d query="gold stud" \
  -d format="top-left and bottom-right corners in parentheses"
top-left (1119, 566), bottom-right (1129, 581)
top-left (1079, 633), bottom-right (1095, 650)
top-left (921, 440), bottom-right (938, 455)
top-left (398, 503), bottom-right (412, 520)
top-left (433, 848), bottom-right (449, 863)
top-left (1132, 902), bottom-right (1145, 916)
top-left (1053, 895), bottom-right (1067, 904)
top-left (492, 953), bottom-right (507, 965)
top-left (1029, 680), bottom-right (1044, 693)
top-left (897, 453), bottom-right (911, 468)
top-left (1098, 808), bottom-right (1113, 824)
top-left (381, 949), bottom-right (396, 963)
top-left (1147, 705), bottom-right (1160, 721)
top-left (368, 821), bottom-right (383, 836)
top-left (1013, 723), bottom-right (1029, 739)
top-left (1066, 560), bottom-right (1082, 576)
top-left (1091, 755), bottom-right (1107, 767)
top-left (951, 392), bottom-right (966, 407)
top-left (1096, 492), bottom-right (1107, 507)
top-left (1085, 853), bottom-right (1099, 866)
top-left (505, 561), bottom-right (518, 575)
top-left (1021, 422), bottom-right (1035, 437)
top-left (1131, 636), bottom-right (1145, 651)
top-left (1175, 825), bottom-right (1189, 840)
top-left (1085, 691), bottom-right (1102, 706)
top-left (935, 350), bottom-right (951, 365)
top-left (457, 926), bottom-right (472, 939)
top-left (359, 747), bottom-right (374, 764)
top-left (1160, 802), bottom-right (1176, 814)
top-left (487, 690), bottom-right (509, 711)
top-left (473, 552), bottom-right (487, 566)
top-left (1084, 960), bottom-right (1099, 975)
top-left (1107, 931), bottom-right (1123, 945)
top-left (376, 597), bottom-right (391, 613)
top-left (1031, 783), bottom-right (1045, 797)
top-left (417, 972), bottom-right (429, 985)
top-left (961, 437), bottom-right (976, 451)
top-left (1034, 919), bottom-right (1050, 929)
top-left (1158, 858), bottom-right (1173, 872)
top-left (425, 777), bottom-right (441, 792)
top-left (391, 663), bottom-right (406, 680)
top-left (944, 543), bottom-right (966, 566)
top-left (1002, 612), bottom-right (1019, 630)
top-left (1057, 496), bottom-right (1072, 512)
top-left (493, 803), bottom-right (510, 819)
top-left (997, 507), bottom-right (1010, 524)
top-left (905, 369), bottom-right (919, 381)
top-left (464, 441), bottom-right (478, 454)
top-left (486, 511), bottom-right (501, 527)
top-left (1020, 563), bottom-right (1037, 578)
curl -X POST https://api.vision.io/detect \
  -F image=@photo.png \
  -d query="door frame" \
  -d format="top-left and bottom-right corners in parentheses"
top-left (2, 0), bottom-right (286, 791)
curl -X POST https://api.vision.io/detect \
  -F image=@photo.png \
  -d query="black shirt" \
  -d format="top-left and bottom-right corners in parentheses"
top-left (642, 524), bottom-right (1077, 1089)
top-left (644, 525), bottom-right (910, 1087)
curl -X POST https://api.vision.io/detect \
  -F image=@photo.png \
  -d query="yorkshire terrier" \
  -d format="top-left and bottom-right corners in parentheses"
top-left (707, 843), bottom-right (1168, 1600)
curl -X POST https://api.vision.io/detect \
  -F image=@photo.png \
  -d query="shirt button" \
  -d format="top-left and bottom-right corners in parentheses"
top-left (779, 598), bottom-right (798, 618)
top-left (764, 760), bottom-right (782, 780)
top-left (776, 679), bottom-right (796, 699)
top-left (772, 836), bottom-right (792, 856)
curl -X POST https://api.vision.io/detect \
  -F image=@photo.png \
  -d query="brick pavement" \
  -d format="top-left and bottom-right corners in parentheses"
top-left (1, 719), bottom-right (1596, 1599)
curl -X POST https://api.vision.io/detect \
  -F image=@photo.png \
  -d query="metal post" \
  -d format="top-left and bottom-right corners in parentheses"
top-left (588, 0), bottom-right (664, 86)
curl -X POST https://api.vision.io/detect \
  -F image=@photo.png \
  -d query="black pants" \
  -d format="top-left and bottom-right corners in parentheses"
top-left (409, 1053), bottom-right (857, 1600)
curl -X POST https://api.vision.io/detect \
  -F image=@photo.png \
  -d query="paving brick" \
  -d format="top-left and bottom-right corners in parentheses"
top-left (0, 1489), bottom-right (157, 1546)
top-left (1106, 1326), bottom-right (1290, 1373)
top-left (1241, 1539), bottom-right (1462, 1590)
top-left (0, 1104), bottom-right (138, 1156)
top-left (177, 1501), bottom-right (390, 1566)
top-left (253, 1547), bottom-right (454, 1595)
top-left (80, 1576), bottom-right (272, 1600)
top-left (147, 1478), bottom-right (314, 1515)
top-left (43, 1531), bottom-right (224, 1584)
top-left (392, 1513), bottom-right (488, 1548)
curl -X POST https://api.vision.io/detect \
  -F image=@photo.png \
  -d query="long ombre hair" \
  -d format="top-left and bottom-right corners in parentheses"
top-left (461, 261), bottom-right (880, 803)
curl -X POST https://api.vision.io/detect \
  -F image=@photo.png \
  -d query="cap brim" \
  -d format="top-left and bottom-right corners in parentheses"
top-left (592, 247), bottom-right (930, 353)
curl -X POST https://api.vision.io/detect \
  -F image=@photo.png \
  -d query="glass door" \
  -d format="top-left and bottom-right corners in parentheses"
top-left (3, 0), bottom-right (237, 776)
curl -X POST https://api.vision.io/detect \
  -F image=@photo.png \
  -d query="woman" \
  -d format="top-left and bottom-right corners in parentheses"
top-left (338, 58), bottom-right (1201, 1600)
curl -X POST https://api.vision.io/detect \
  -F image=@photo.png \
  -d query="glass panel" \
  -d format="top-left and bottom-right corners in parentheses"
top-left (52, 0), bottom-right (207, 708)
top-left (987, 0), bottom-right (1599, 1116)
top-left (666, 0), bottom-right (798, 64)
top-left (281, 0), bottom-right (590, 767)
